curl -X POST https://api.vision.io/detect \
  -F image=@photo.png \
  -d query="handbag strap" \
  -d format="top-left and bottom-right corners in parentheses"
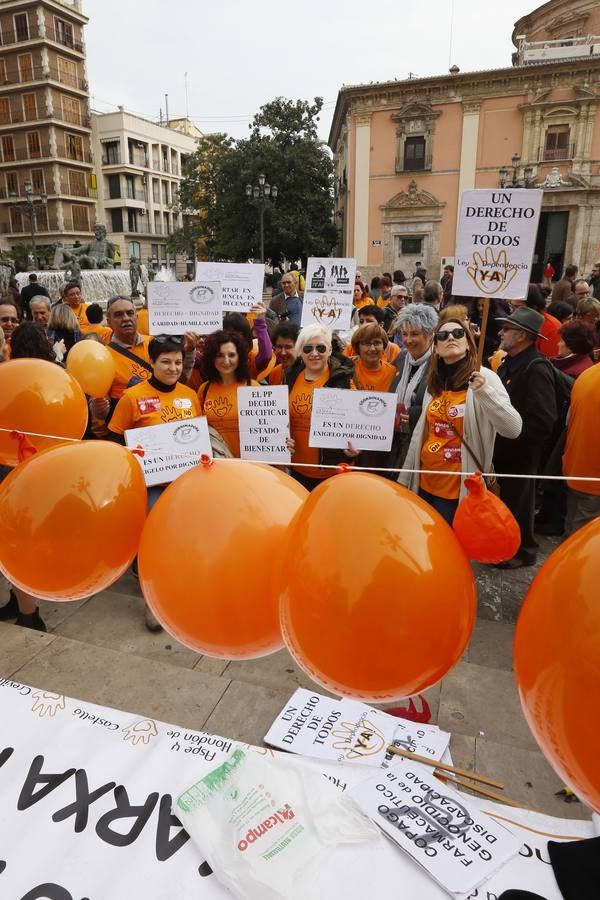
top-left (446, 419), bottom-right (485, 472)
top-left (109, 340), bottom-right (153, 373)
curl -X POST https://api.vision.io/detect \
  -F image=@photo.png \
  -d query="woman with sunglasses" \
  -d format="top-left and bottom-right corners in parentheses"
top-left (283, 324), bottom-right (356, 490)
top-left (398, 310), bottom-right (521, 524)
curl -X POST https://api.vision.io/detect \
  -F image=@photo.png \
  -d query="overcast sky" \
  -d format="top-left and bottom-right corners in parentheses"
top-left (85, 0), bottom-right (536, 142)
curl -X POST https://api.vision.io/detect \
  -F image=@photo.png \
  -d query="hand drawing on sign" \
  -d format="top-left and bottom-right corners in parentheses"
top-left (331, 717), bottom-right (387, 760)
top-left (311, 294), bottom-right (342, 323)
top-left (31, 691), bottom-right (66, 718)
top-left (122, 718), bottom-right (159, 746)
top-left (466, 248), bottom-right (518, 295)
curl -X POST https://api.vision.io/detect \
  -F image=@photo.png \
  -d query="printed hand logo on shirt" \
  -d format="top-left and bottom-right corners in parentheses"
top-left (331, 717), bottom-right (387, 760)
top-left (161, 405), bottom-right (193, 424)
top-left (122, 718), bottom-right (158, 746)
top-left (291, 392), bottom-right (312, 416)
top-left (466, 248), bottom-right (518, 295)
top-left (31, 691), bottom-right (66, 718)
top-left (206, 396), bottom-right (233, 418)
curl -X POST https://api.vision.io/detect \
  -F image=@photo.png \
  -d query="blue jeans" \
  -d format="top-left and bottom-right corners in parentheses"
top-left (418, 488), bottom-right (458, 526)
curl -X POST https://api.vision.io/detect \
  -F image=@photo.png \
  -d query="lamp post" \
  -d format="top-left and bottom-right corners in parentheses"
top-left (245, 173), bottom-right (278, 263)
top-left (499, 154), bottom-right (534, 188)
top-left (9, 180), bottom-right (48, 270)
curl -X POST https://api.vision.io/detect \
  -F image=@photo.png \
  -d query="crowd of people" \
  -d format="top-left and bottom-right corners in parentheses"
top-left (1, 259), bottom-right (599, 634)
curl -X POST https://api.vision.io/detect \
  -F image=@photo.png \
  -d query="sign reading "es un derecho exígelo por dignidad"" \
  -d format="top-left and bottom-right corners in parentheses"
top-left (452, 189), bottom-right (543, 301)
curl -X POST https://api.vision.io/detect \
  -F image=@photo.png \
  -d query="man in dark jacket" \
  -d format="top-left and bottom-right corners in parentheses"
top-left (19, 274), bottom-right (50, 320)
top-left (551, 264), bottom-right (578, 304)
top-left (267, 272), bottom-right (302, 326)
top-left (493, 307), bottom-right (558, 569)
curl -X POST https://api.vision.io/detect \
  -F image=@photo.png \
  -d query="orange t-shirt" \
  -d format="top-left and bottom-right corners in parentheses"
top-left (289, 369), bottom-right (330, 479)
top-left (137, 307), bottom-right (150, 336)
top-left (377, 295), bottom-right (392, 309)
top-left (66, 301), bottom-right (90, 331)
top-left (563, 365), bottom-right (600, 495)
top-left (198, 380), bottom-right (258, 457)
top-left (351, 358), bottom-right (397, 392)
top-left (420, 389), bottom-right (467, 500)
top-left (353, 296), bottom-right (372, 310)
top-left (86, 323), bottom-right (112, 344)
top-left (108, 379), bottom-right (201, 434)
top-left (107, 335), bottom-right (152, 399)
top-left (267, 363), bottom-right (286, 385)
top-left (249, 345), bottom-right (276, 381)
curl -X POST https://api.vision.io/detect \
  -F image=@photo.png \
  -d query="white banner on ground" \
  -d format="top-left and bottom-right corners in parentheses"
top-left (125, 417), bottom-right (212, 486)
top-left (148, 281), bottom-right (222, 334)
top-left (263, 688), bottom-right (450, 766)
top-left (452, 189), bottom-right (543, 301)
top-left (195, 262), bottom-right (264, 312)
top-left (237, 385), bottom-right (291, 463)
top-left (309, 388), bottom-right (396, 451)
top-left (0, 679), bottom-right (593, 900)
top-left (350, 758), bottom-right (521, 898)
top-left (300, 257), bottom-right (356, 331)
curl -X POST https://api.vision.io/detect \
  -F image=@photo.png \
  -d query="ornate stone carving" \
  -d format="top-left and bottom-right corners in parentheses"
top-left (382, 180), bottom-right (444, 210)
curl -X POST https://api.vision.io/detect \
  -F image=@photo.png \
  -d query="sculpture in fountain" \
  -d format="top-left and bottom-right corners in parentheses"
top-left (129, 257), bottom-right (143, 296)
top-left (54, 224), bottom-right (117, 270)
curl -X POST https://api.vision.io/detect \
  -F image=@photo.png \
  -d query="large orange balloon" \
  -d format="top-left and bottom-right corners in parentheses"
top-left (279, 472), bottom-right (476, 701)
top-left (0, 441), bottom-right (147, 600)
top-left (66, 340), bottom-right (116, 397)
top-left (514, 519), bottom-right (600, 812)
top-left (138, 460), bottom-right (308, 658)
top-left (0, 359), bottom-right (88, 466)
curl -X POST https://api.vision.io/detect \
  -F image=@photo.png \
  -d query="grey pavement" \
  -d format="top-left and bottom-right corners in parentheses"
top-left (0, 532), bottom-right (590, 821)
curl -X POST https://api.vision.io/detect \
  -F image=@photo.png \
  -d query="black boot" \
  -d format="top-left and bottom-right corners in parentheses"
top-left (15, 607), bottom-right (47, 632)
top-left (0, 590), bottom-right (19, 621)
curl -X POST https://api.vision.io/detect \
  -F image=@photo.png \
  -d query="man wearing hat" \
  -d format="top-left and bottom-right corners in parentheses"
top-left (493, 307), bottom-right (558, 569)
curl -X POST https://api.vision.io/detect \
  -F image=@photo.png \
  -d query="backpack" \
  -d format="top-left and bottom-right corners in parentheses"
top-left (526, 357), bottom-right (573, 449)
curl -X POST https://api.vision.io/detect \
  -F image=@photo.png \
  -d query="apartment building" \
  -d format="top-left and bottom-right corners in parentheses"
top-left (91, 108), bottom-right (200, 271)
top-left (0, 0), bottom-right (95, 256)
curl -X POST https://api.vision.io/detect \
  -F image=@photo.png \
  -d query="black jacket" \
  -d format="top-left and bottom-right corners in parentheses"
top-left (494, 344), bottom-right (557, 471)
top-left (20, 282), bottom-right (50, 319)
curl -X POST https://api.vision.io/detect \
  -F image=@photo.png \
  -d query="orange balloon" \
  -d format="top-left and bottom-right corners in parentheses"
top-left (66, 340), bottom-right (116, 397)
top-left (514, 519), bottom-right (600, 812)
top-left (279, 472), bottom-right (476, 701)
top-left (138, 460), bottom-right (308, 658)
top-left (0, 441), bottom-right (147, 600)
top-left (0, 359), bottom-right (88, 466)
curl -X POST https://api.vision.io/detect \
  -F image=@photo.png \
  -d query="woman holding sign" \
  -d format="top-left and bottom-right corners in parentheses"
top-left (398, 310), bottom-right (522, 524)
top-left (284, 324), bottom-right (357, 491)
top-left (197, 330), bottom-right (258, 457)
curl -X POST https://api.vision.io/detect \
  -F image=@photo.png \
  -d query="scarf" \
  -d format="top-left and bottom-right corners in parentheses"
top-left (395, 347), bottom-right (431, 409)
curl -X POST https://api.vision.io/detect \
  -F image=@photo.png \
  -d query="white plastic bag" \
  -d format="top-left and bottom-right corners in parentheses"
top-left (175, 747), bottom-right (378, 900)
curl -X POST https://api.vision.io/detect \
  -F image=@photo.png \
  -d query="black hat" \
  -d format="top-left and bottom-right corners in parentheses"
top-left (495, 306), bottom-right (547, 340)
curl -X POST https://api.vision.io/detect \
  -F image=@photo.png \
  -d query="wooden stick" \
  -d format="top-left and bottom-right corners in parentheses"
top-left (434, 770), bottom-right (525, 809)
top-left (387, 745), bottom-right (504, 790)
top-left (476, 296), bottom-right (491, 370)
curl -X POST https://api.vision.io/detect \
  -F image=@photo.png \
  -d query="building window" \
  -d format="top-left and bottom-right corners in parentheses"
top-left (111, 209), bottom-right (123, 232)
top-left (26, 132), bottom-right (41, 159)
top-left (0, 60), bottom-right (6, 82)
top-left (62, 96), bottom-right (80, 125)
top-left (72, 204), bottom-right (89, 231)
top-left (54, 17), bottom-right (74, 48)
top-left (127, 209), bottom-right (138, 232)
top-left (22, 93), bottom-right (36, 121)
top-left (6, 171), bottom-right (18, 196)
top-left (69, 170), bottom-right (86, 197)
top-left (0, 98), bottom-right (10, 125)
top-left (18, 54), bottom-right (33, 82)
top-left (102, 141), bottom-right (120, 165)
top-left (401, 237), bottom-right (423, 255)
top-left (57, 57), bottom-right (78, 88)
top-left (125, 174), bottom-right (135, 200)
top-left (10, 207), bottom-right (23, 231)
top-left (129, 241), bottom-right (141, 259)
top-left (31, 169), bottom-right (44, 193)
top-left (66, 133), bottom-right (83, 161)
top-left (14, 14), bottom-right (30, 42)
top-left (403, 136), bottom-right (426, 171)
top-left (2, 136), bottom-right (15, 161)
top-left (107, 174), bottom-right (121, 199)
top-left (543, 125), bottom-right (571, 161)
top-left (151, 243), bottom-right (159, 260)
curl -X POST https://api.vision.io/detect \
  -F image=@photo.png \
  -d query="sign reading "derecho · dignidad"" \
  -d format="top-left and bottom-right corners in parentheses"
top-left (452, 189), bottom-right (543, 301)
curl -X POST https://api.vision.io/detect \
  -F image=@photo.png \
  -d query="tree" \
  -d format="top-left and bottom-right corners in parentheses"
top-left (173, 98), bottom-right (337, 263)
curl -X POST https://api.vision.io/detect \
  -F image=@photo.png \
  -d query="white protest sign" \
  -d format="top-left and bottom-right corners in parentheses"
top-left (453, 189), bottom-right (543, 300)
top-left (195, 262), bottom-right (264, 312)
top-left (0, 678), bottom-right (592, 900)
top-left (237, 385), bottom-right (291, 463)
top-left (350, 758), bottom-right (521, 898)
top-left (263, 688), bottom-right (450, 767)
top-left (301, 257), bottom-right (356, 331)
top-left (148, 281), bottom-right (222, 334)
top-left (125, 417), bottom-right (212, 486)
top-left (309, 388), bottom-right (396, 451)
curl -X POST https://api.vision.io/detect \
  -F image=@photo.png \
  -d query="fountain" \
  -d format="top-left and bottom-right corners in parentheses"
top-left (15, 268), bottom-right (148, 308)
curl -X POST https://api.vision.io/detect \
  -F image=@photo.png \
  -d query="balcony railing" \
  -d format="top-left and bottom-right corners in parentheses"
top-left (59, 145), bottom-right (93, 163)
top-left (0, 109), bottom-right (91, 128)
top-left (538, 144), bottom-right (575, 162)
top-left (395, 153), bottom-right (433, 174)
top-left (0, 25), bottom-right (84, 53)
top-left (0, 64), bottom-right (88, 92)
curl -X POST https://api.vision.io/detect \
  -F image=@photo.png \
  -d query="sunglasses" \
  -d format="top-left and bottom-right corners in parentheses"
top-left (153, 334), bottom-right (183, 345)
top-left (434, 327), bottom-right (466, 342)
top-left (302, 344), bottom-right (328, 354)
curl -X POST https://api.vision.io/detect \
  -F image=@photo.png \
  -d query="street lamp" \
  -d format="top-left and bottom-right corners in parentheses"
top-left (245, 173), bottom-right (278, 263)
top-left (499, 154), bottom-right (534, 188)
top-left (9, 179), bottom-right (48, 270)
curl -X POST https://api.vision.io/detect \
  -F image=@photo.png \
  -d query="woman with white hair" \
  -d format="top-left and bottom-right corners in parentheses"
top-left (283, 324), bottom-right (356, 490)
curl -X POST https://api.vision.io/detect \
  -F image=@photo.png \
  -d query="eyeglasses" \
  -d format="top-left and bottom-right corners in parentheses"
top-left (434, 327), bottom-right (466, 342)
top-left (302, 344), bottom-right (328, 354)
top-left (359, 340), bottom-right (384, 348)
